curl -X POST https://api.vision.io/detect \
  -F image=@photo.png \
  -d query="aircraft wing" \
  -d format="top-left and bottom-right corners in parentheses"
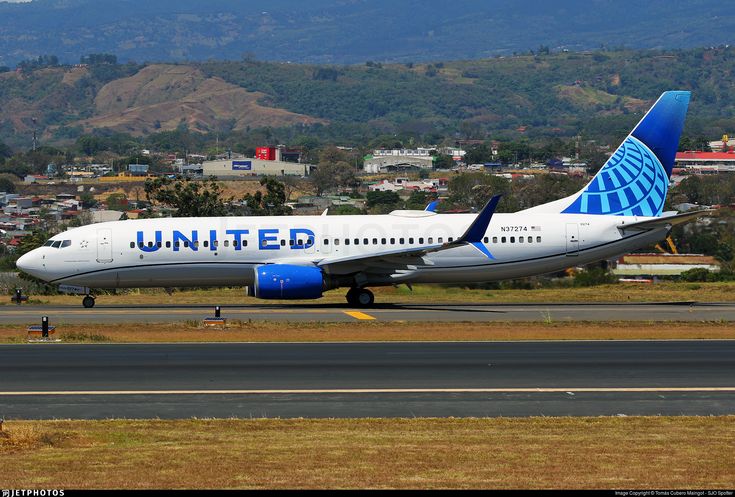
top-left (617, 209), bottom-right (714, 232)
top-left (317, 195), bottom-right (502, 272)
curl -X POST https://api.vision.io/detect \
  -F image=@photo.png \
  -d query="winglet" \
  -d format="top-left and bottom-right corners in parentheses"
top-left (458, 195), bottom-right (502, 243)
top-left (424, 200), bottom-right (439, 212)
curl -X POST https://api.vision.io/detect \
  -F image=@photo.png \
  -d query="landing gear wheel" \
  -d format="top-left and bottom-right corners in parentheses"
top-left (346, 288), bottom-right (374, 307)
top-left (345, 288), bottom-right (359, 305)
top-left (82, 295), bottom-right (96, 308)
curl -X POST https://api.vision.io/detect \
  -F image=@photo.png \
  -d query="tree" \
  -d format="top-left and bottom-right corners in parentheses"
top-left (144, 176), bottom-right (232, 217)
top-left (448, 173), bottom-right (511, 211)
top-left (310, 162), bottom-right (358, 196)
top-left (241, 177), bottom-right (291, 216)
top-left (0, 174), bottom-right (16, 193)
top-left (105, 193), bottom-right (128, 211)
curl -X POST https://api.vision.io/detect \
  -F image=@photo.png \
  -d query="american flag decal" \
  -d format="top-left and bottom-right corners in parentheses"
top-left (531, 226), bottom-right (541, 231)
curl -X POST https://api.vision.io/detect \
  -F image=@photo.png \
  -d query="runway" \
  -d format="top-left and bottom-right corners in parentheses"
top-left (1, 341), bottom-right (734, 419)
top-left (1, 301), bottom-right (734, 323)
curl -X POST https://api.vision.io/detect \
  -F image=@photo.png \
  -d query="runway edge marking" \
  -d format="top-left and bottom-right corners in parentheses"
top-left (2, 387), bottom-right (735, 396)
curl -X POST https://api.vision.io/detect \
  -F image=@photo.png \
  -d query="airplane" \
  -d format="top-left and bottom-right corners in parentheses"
top-left (17, 91), bottom-right (702, 308)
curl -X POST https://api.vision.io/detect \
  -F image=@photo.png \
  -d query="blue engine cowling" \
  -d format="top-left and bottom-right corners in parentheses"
top-left (251, 264), bottom-right (325, 300)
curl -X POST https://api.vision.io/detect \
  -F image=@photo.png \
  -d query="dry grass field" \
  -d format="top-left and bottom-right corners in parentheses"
top-left (1, 417), bottom-right (733, 489)
top-left (9, 281), bottom-right (735, 308)
top-left (1, 320), bottom-right (733, 343)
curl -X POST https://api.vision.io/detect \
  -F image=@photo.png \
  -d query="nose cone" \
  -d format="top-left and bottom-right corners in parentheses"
top-left (16, 249), bottom-right (48, 280)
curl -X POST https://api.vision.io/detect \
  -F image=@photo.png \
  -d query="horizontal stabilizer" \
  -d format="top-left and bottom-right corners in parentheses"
top-left (618, 210), bottom-right (714, 231)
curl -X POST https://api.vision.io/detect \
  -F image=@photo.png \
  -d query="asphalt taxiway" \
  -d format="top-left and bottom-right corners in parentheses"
top-left (1, 340), bottom-right (734, 419)
top-left (1, 301), bottom-right (734, 323)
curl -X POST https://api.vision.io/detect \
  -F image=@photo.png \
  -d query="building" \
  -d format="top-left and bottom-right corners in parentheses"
top-left (201, 158), bottom-right (314, 178)
top-left (674, 151), bottom-right (735, 174)
top-left (363, 148), bottom-right (435, 173)
top-left (612, 253), bottom-right (721, 277)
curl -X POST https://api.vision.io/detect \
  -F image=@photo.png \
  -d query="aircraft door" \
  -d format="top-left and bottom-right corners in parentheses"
top-left (565, 223), bottom-right (579, 256)
top-left (96, 229), bottom-right (113, 263)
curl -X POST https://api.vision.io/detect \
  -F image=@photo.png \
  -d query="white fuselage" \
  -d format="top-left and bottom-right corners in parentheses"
top-left (18, 210), bottom-right (666, 290)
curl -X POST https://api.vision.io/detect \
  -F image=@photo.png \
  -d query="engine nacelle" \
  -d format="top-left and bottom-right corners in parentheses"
top-left (249, 264), bottom-right (325, 300)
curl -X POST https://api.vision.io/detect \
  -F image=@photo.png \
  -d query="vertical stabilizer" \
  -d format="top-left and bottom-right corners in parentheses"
top-left (526, 91), bottom-right (690, 217)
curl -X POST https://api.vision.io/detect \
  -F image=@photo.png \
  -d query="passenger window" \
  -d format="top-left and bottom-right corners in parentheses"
top-left (130, 242), bottom-right (135, 248)
top-left (428, 237), bottom-right (433, 244)
top-left (399, 238), bottom-right (405, 244)
top-left (372, 238), bottom-right (377, 245)
top-left (324, 239), bottom-right (329, 245)
top-left (419, 237), bottom-right (424, 244)
top-left (233, 240), bottom-right (238, 248)
top-left (243, 240), bottom-right (248, 247)
top-left (214, 240), bottom-right (219, 247)
top-left (438, 237), bottom-right (443, 243)
top-left (390, 238), bottom-right (395, 244)
top-left (364, 238), bottom-right (369, 245)
top-left (175, 241), bottom-right (181, 248)
top-left (203, 241), bottom-right (209, 248)
top-left (166, 241), bottom-right (171, 248)
top-left (409, 238), bottom-right (414, 244)
top-left (354, 238), bottom-right (360, 245)
top-left (448, 237), bottom-right (454, 243)
top-left (138, 241), bottom-right (144, 248)
top-left (224, 240), bottom-right (229, 247)
top-left (345, 239), bottom-right (350, 245)
top-left (193, 241), bottom-right (199, 248)
top-left (306, 238), bottom-right (313, 247)
top-left (281, 240), bottom-right (287, 246)
top-left (510, 237), bottom-right (515, 243)
top-left (519, 237), bottom-right (524, 243)
top-left (501, 237), bottom-right (506, 243)
top-left (381, 238), bottom-right (386, 245)
top-left (184, 241), bottom-right (190, 248)
top-left (528, 237), bottom-right (532, 243)
top-left (298, 239), bottom-right (304, 246)
top-left (536, 236), bottom-right (541, 243)
top-left (147, 241), bottom-right (154, 248)
top-left (156, 241), bottom-right (162, 248)
top-left (492, 237), bottom-right (498, 243)
top-left (334, 239), bottom-right (340, 246)
top-left (483, 237), bottom-right (489, 243)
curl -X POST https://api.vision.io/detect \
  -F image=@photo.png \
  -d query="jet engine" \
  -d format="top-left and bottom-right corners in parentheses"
top-left (248, 264), bottom-right (326, 300)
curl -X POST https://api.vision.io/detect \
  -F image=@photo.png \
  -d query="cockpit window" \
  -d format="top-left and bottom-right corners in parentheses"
top-left (51, 241), bottom-right (62, 248)
top-left (44, 240), bottom-right (54, 247)
top-left (61, 240), bottom-right (72, 248)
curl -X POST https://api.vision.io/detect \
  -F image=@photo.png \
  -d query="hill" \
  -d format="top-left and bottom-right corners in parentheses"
top-left (3, 47), bottom-right (735, 149)
top-left (0, 0), bottom-right (734, 67)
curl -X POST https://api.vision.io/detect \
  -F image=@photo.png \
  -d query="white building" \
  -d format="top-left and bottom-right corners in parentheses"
top-left (201, 158), bottom-right (314, 178)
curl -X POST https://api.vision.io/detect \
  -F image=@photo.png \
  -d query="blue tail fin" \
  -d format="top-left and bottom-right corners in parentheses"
top-left (562, 91), bottom-right (690, 217)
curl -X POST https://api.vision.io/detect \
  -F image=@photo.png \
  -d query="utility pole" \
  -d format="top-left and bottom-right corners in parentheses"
top-left (31, 117), bottom-right (37, 152)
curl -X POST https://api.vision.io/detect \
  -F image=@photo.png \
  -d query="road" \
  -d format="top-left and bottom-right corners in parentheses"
top-left (1, 340), bottom-right (733, 419)
top-left (1, 301), bottom-right (734, 324)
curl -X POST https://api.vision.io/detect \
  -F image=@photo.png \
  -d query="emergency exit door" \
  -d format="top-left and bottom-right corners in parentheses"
top-left (96, 229), bottom-right (113, 263)
top-left (565, 223), bottom-right (579, 256)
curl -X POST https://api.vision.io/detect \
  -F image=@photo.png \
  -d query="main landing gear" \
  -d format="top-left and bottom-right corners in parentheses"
top-left (345, 287), bottom-right (374, 307)
top-left (82, 295), bottom-right (96, 308)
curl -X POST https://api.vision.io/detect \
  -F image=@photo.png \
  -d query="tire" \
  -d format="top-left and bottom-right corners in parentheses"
top-left (82, 296), bottom-right (95, 308)
top-left (356, 288), bottom-right (374, 307)
top-left (345, 288), bottom-right (359, 305)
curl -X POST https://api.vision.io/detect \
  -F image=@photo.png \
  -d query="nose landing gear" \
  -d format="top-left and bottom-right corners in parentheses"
top-left (82, 295), bottom-right (96, 308)
top-left (345, 287), bottom-right (374, 307)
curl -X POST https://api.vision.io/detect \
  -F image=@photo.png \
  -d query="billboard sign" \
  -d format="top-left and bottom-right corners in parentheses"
top-left (232, 160), bottom-right (252, 170)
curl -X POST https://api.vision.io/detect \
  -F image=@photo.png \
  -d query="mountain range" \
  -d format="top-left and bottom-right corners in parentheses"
top-left (0, 0), bottom-right (734, 66)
